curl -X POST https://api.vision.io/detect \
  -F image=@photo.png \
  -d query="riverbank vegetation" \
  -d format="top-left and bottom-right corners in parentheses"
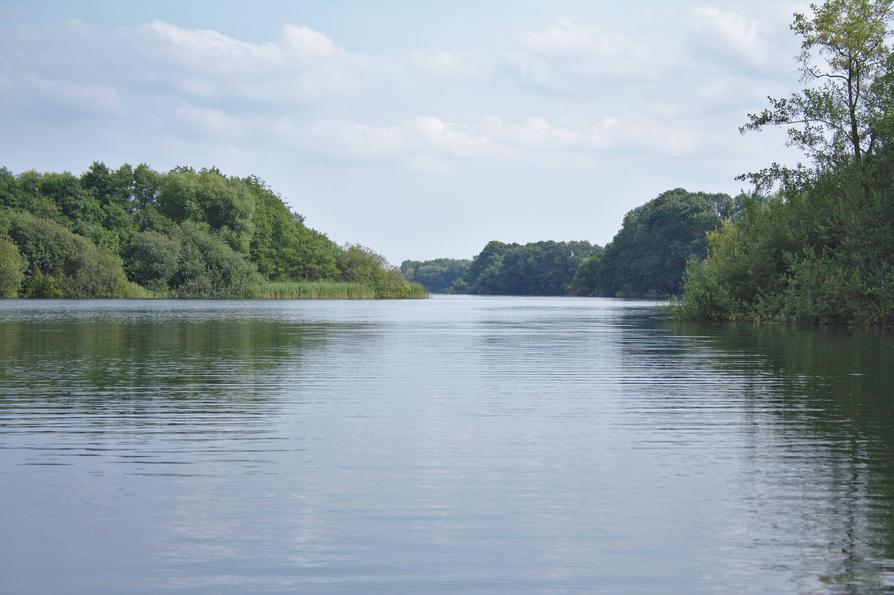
top-left (461, 240), bottom-right (599, 296)
top-left (400, 259), bottom-right (471, 294)
top-left (570, 189), bottom-right (733, 298)
top-left (407, 189), bottom-right (729, 299)
top-left (674, 0), bottom-right (894, 325)
top-left (0, 164), bottom-right (426, 299)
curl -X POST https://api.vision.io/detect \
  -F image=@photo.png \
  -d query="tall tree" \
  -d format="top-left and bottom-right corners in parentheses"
top-left (574, 189), bottom-right (732, 298)
top-left (742, 0), bottom-right (893, 188)
top-left (677, 1), bottom-right (894, 324)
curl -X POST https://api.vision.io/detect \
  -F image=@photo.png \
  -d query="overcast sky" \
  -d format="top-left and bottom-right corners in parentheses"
top-left (0, 0), bottom-right (808, 264)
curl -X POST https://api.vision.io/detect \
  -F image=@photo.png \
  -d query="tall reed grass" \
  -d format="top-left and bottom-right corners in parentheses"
top-left (250, 281), bottom-right (376, 299)
top-left (251, 280), bottom-right (429, 300)
top-left (119, 280), bottom-right (427, 300)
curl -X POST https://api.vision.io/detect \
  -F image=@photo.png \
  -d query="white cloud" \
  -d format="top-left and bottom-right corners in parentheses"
top-left (137, 20), bottom-right (283, 72)
top-left (307, 119), bottom-right (406, 159)
top-left (687, 7), bottom-right (771, 70)
top-left (409, 51), bottom-right (474, 76)
top-left (174, 103), bottom-right (246, 138)
top-left (305, 117), bottom-right (505, 163)
top-left (515, 17), bottom-right (639, 59)
top-left (410, 116), bottom-right (508, 158)
top-left (304, 114), bottom-right (701, 171)
top-left (507, 17), bottom-right (657, 92)
top-left (279, 24), bottom-right (338, 59)
top-left (131, 20), bottom-right (371, 105)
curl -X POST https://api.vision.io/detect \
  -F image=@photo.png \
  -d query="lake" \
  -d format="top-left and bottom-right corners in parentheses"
top-left (1, 296), bottom-right (893, 593)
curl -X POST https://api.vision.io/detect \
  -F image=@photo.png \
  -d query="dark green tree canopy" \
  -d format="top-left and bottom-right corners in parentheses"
top-left (573, 189), bottom-right (732, 298)
top-left (401, 258), bottom-right (471, 293)
top-left (462, 240), bottom-right (600, 296)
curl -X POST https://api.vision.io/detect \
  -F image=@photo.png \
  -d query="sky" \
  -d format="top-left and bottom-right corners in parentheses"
top-left (0, 0), bottom-right (808, 264)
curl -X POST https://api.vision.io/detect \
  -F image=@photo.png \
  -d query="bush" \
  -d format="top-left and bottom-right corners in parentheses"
top-left (676, 154), bottom-right (894, 325)
top-left (8, 211), bottom-right (129, 298)
top-left (338, 244), bottom-right (427, 298)
top-left (125, 231), bottom-right (181, 290)
top-left (0, 236), bottom-right (25, 297)
top-left (168, 222), bottom-right (260, 298)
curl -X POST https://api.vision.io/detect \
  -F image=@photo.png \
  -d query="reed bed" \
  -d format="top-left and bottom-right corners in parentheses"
top-left (250, 281), bottom-right (377, 300)
top-left (119, 280), bottom-right (427, 300)
top-left (251, 280), bottom-right (428, 300)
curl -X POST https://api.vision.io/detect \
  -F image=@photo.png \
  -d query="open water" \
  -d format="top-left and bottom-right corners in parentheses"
top-left (1, 296), bottom-right (893, 593)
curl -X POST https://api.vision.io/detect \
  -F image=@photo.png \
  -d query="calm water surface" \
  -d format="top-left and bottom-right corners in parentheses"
top-left (1, 296), bottom-right (893, 593)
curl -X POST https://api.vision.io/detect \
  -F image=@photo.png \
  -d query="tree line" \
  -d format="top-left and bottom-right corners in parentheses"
top-left (403, 188), bottom-right (731, 299)
top-left (0, 163), bottom-right (426, 299)
top-left (408, 0), bottom-right (894, 326)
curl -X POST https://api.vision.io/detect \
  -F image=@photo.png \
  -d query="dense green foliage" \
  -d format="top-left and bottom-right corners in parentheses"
top-left (0, 163), bottom-right (425, 299)
top-left (338, 244), bottom-right (428, 298)
top-left (167, 221), bottom-right (261, 299)
top-left (400, 258), bottom-right (471, 293)
top-left (246, 176), bottom-right (340, 281)
top-left (0, 236), bottom-right (24, 298)
top-left (124, 231), bottom-right (182, 291)
top-left (571, 189), bottom-right (733, 298)
top-left (676, 0), bottom-right (894, 325)
top-left (8, 211), bottom-right (130, 298)
top-left (462, 240), bottom-right (599, 296)
top-left (406, 188), bottom-right (731, 299)
top-left (677, 149), bottom-right (894, 324)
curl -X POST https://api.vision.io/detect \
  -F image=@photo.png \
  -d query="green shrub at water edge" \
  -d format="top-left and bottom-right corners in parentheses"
top-left (338, 244), bottom-right (428, 298)
top-left (8, 211), bottom-right (129, 298)
top-left (674, 1), bottom-right (894, 326)
top-left (124, 230), bottom-right (181, 291)
top-left (168, 222), bottom-right (261, 299)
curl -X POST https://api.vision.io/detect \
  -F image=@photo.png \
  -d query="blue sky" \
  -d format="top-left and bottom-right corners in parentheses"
top-left (0, 0), bottom-right (806, 263)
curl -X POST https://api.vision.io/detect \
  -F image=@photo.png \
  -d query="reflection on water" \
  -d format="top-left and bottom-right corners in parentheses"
top-left (0, 314), bottom-right (330, 469)
top-left (666, 322), bottom-right (894, 592)
top-left (0, 298), bottom-right (892, 593)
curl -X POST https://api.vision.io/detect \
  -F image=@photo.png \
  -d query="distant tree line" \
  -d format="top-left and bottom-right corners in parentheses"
top-left (461, 240), bottom-right (599, 296)
top-left (403, 188), bottom-right (730, 299)
top-left (0, 163), bottom-right (426, 299)
top-left (400, 258), bottom-right (471, 293)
